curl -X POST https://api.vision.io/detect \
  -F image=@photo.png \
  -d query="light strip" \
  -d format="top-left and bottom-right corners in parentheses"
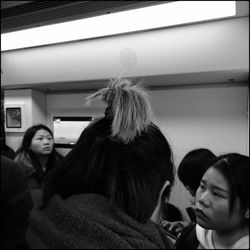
top-left (1, 1), bottom-right (236, 51)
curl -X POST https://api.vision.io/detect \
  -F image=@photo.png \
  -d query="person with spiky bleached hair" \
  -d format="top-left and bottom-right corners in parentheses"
top-left (26, 78), bottom-right (175, 249)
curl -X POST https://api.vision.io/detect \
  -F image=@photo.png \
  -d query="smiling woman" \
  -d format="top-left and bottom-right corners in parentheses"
top-left (195, 153), bottom-right (249, 249)
top-left (14, 124), bottom-right (64, 207)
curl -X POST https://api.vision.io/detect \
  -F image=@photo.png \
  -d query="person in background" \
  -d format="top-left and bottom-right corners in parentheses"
top-left (1, 135), bottom-right (16, 159)
top-left (15, 124), bottom-right (63, 207)
top-left (1, 155), bottom-right (33, 249)
top-left (161, 148), bottom-right (216, 248)
top-left (195, 153), bottom-right (249, 249)
top-left (1, 105), bottom-right (16, 159)
top-left (26, 78), bottom-right (175, 249)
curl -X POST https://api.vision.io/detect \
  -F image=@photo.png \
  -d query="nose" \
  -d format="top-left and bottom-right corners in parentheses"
top-left (190, 196), bottom-right (195, 208)
top-left (197, 191), bottom-right (210, 208)
top-left (43, 138), bottom-right (50, 144)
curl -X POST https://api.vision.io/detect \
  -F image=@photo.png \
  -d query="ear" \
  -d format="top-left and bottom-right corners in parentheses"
top-left (245, 208), bottom-right (249, 219)
top-left (159, 180), bottom-right (170, 202)
top-left (150, 180), bottom-right (170, 223)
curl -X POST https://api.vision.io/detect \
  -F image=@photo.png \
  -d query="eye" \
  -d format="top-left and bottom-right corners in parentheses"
top-left (213, 192), bottom-right (225, 198)
top-left (199, 183), bottom-right (205, 190)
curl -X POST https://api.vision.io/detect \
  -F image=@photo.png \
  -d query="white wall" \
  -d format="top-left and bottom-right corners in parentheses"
top-left (4, 89), bottom-right (46, 151)
top-left (46, 83), bottom-right (248, 220)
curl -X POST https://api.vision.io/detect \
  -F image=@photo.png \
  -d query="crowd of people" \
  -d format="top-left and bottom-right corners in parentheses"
top-left (1, 78), bottom-right (249, 249)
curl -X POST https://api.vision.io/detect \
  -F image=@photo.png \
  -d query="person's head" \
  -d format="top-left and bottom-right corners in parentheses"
top-left (18, 124), bottom-right (54, 156)
top-left (178, 148), bottom-right (216, 196)
top-left (45, 78), bottom-right (175, 223)
top-left (195, 153), bottom-right (249, 232)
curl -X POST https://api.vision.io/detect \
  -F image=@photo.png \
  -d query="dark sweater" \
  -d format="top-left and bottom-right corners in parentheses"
top-left (1, 156), bottom-right (33, 249)
top-left (27, 194), bottom-right (174, 249)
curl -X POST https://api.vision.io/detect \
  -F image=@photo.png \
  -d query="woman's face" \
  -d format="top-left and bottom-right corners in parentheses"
top-left (30, 129), bottom-right (53, 155)
top-left (195, 167), bottom-right (244, 232)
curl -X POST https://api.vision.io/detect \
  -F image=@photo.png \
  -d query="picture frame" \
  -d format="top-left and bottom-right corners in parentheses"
top-left (5, 103), bottom-right (27, 132)
top-left (6, 107), bottom-right (22, 128)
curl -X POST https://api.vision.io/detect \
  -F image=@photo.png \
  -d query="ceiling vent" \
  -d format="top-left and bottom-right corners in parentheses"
top-left (1, 1), bottom-right (167, 33)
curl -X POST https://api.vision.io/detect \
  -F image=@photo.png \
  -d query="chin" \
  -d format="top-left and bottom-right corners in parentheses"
top-left (196, 218), bottom-right (211, 229)
top-left (42, 151), bottom-right (52, 155)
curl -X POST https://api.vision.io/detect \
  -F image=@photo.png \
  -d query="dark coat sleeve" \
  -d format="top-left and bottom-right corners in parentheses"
top-left (1, 156), bottom-right (34, 249)
top-left (175, 222), bottom-right (199, 249)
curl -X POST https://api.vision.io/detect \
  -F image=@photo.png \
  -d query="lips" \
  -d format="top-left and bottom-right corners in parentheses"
top-left (196, 208), bottom-right (208, 219)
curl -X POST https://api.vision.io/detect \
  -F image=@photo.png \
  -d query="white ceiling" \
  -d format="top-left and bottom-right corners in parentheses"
top-left (1, 1), bottom-right (249, 92)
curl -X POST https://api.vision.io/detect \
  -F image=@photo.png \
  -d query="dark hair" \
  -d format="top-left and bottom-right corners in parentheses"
top-left (210, 153), bottom-right (249, 226)
top-left (45, 118), bottom-right (174, 223)
top-left (16, 124), bottom-right (61, 173)
top-left (1, 101), bottom-right (6, 148)
top-left (178, 148), bottom-right (216, 193)
top-left (44, 79), bottom-right (175, 223)
top-left (1, 103), bottom-right (16, 159)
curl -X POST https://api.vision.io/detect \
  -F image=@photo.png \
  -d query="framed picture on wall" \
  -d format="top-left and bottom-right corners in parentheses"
top-left (5, 103), bottom-right (28, 132)
top-left (6, 107), bottom-right (22, 128)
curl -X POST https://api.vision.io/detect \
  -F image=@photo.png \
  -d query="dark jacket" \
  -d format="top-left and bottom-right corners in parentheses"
top-left (1, 156), bottom-right (33, 249)
top-left (27, 194), bottom-right (174, 249)
top-left (1, 144), bottom-right (16, 160)
top-left (15, 150), bottom-right (63, 207)
top-left (175, 222), bottom-right (199, 249)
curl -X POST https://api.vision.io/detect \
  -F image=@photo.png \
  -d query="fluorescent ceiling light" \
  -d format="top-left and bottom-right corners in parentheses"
top-left (1, 1), bottom-right (236, 51)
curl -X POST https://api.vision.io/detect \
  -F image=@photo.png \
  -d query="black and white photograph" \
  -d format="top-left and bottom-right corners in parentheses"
top-left (1, 1), bottom-right (249, 249)
top-left (6, 107), bottom-right (21, 128)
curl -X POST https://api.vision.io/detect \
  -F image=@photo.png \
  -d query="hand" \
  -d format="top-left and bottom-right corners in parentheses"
top-left (160, 220), bottom-right (190, 236)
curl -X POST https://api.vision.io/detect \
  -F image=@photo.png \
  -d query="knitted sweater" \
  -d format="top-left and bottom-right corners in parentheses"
top-left (27, 194), bottom-right (174, 249)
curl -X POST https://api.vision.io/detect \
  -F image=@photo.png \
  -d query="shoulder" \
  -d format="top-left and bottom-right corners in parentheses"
top-left (15, 152), bottom-right (35, 175)
top-left (1, 155), bottom-right (25, 182)
top-left (55, 151), bottom-right (64, 160)
top-left (1, 145), bottom-right (16, 159)
top-left (195, 224), bottom-right (214, 249)
top-left (232, 235), bottom-right (249, 249)
top-left (1, 156), bottom-right (32, 203)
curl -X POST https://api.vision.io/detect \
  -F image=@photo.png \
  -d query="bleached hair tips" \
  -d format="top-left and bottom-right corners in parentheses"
top-left (86, 78), bottom-right (154, 144)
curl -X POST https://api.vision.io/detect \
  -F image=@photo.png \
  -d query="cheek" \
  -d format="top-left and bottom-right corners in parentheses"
top-left (30, 141), bottom-right (42, 151)
top-left (212, 204), bottom-right (230, 217)
top-left (209, 201), bottom-right (231, 224)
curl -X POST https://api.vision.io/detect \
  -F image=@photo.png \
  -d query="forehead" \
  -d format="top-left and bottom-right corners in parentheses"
top-left (33, 129), bottom-right (51, 137)
top-left (202, 167), bottom-right (229, 190)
